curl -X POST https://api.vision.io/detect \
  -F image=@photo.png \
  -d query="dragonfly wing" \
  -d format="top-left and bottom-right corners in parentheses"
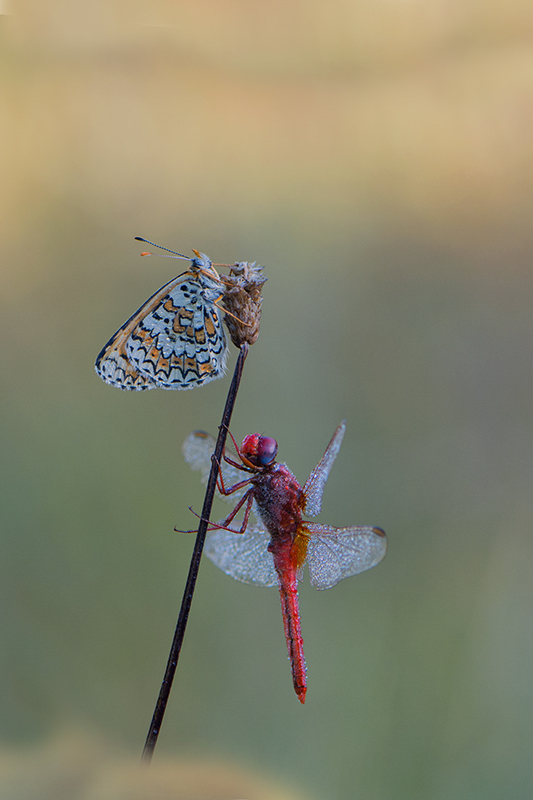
top-left (205, 524), bottom-right (278, 587)
top-left (183, 431), bottom-right (252, 503)
top-left (305, 523), bottom-right (387, 590)
top-left (302, 421), bottom-right (346, 516)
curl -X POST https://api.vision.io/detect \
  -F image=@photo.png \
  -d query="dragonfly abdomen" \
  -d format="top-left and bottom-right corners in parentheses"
top-left (274, 557), bottom-right (307, 704)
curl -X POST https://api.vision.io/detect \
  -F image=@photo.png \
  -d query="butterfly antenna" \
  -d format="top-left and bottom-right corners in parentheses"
top-left (135, 237), bottom-right (190, 260)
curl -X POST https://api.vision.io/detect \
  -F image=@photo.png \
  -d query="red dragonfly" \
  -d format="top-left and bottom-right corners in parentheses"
top-left (182, 421), bottom-right (387, 703)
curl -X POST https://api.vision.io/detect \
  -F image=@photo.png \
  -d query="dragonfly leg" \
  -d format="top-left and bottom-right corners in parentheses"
top-left (174, 507), bottom-right (224, 534)
top-left (223, 453), bottom-right (249, 470)
top-left (208, 436), bottom-right (252, 496)
top-left (215, 464), bottom-right (253, 497)
top-left (214, 426), bottom-right (260, 475)
top-left (175, 489), bottom-right (254, 535)
top-left (229, 489), bottom-right (254, 534)
top-left (221, 427), bottom-right (253, 471)
top-left (214, 489), bottom-right (255, 533)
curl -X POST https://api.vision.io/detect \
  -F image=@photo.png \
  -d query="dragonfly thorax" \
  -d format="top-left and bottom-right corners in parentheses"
top-left (252, 463), bottom-right (303, 539)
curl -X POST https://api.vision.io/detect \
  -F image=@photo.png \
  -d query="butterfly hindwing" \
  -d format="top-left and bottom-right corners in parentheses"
top-left (95, 262), bottom-right (228, 391)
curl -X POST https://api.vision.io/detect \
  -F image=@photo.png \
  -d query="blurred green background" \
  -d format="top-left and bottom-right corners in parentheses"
top-left (2, 1), bottom-right (533, 798)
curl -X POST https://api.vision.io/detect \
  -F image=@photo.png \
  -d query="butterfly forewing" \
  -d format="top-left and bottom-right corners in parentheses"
top-left (303, 421), bottom-right (346, 516)
top-left (205, 524), bottom-right (278, 587)
top-left (95, 254), bottom-right (228, 391)
top-left (304, 524), bottom-right (387, 590)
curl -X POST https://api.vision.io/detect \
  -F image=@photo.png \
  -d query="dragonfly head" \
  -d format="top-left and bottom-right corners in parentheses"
top-left (240, 434), bottom-right (278, 469)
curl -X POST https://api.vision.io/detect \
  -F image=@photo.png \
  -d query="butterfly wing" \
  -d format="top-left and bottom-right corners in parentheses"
top-left (95, 273), bottom-right (189, 391)
top-left (302, 421), bottom-right (346, 516)
top-left (304, 523), bottom-right (387, 590)
top-left (94, 335), bottom-right (156, 391)
top-left (95, 269), bottom-right (228, 391)
top-left (127, 277), bottom-right (228, 390)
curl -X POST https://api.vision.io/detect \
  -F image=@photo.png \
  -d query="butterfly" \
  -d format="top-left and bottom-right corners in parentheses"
top-left (95, 242), bottom-right (230, 391)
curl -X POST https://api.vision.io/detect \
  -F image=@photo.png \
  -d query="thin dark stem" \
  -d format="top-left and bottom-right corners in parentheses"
top-left (141, 343), bottom-right (249, 763)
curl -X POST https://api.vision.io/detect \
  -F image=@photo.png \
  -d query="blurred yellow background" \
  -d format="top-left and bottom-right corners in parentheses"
top-left (2, 1), bottom-right (533, 798)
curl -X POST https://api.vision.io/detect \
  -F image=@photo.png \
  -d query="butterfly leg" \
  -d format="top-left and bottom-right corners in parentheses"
top-left (213, 295), bottom-right (252, 327)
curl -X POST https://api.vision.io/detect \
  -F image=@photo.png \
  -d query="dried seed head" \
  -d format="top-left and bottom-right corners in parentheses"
top-left (222, 261), bottom-right (267, 347)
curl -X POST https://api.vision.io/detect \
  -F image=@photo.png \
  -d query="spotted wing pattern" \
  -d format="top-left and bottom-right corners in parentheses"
top-left (302, 420), bottom-right (346, 516)
top-left (95, 253), bottom-right (228, 391)
top-left (304, 523), bottom-right (387, 590)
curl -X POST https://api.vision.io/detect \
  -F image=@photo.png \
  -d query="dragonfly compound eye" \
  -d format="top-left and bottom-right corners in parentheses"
top-left (257, 436), bottom-right (278, 465)
top-left (241, 434), bottom-right (278, 467)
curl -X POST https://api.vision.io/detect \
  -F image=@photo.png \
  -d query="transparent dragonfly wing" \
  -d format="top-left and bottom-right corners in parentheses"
top-left (302, 421), bottom-right (346, 516)
top-left (205, 523), bottom-right (278, 587)
top-left (183, 430), bottom-right (253, 504)
top-left (305, 523), bottom-right (387, 590)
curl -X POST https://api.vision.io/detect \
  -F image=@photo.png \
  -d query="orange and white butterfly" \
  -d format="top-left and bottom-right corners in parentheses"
top-left (95, 241), bottom-right (229, 391)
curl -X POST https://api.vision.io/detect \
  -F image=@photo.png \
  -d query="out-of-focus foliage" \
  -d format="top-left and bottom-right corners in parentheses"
top-left (2, 2), bottom-right (533, 799)
top-left (0, 731), bottom-right (305, 799)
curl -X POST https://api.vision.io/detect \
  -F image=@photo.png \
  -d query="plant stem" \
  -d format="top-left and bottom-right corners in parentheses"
top-left (141, 343), bottom-right (249, 763)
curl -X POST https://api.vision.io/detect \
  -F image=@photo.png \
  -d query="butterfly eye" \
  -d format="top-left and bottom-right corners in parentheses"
top-left (257, 436), bottom-right (278, 466)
